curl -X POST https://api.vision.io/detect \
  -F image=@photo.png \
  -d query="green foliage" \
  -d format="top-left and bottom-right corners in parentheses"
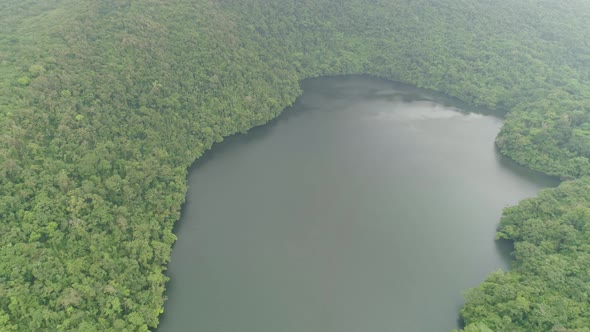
top-left (1, 0), bottom-right (590, 330)
top-left (461, 179), bottom-right (590, 331)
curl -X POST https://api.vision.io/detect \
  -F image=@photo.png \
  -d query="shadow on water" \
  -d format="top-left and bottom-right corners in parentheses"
top-left (495, 239), bottom-right (516, 268)
top-left (494, 148), bottom-right (560, 188)
top-left (457, 314), bottom-right (466, 330)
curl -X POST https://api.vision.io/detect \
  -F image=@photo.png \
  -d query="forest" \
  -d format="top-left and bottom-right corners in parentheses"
top-left (1, 0), bottom-right (590, 330)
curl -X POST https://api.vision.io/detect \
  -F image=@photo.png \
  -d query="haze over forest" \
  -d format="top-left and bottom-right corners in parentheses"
top-left (1, 0), bottom-right (590, 331)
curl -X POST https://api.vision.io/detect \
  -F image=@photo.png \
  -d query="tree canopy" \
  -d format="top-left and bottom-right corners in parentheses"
top-left (1, 0), bottom-right (590, 330)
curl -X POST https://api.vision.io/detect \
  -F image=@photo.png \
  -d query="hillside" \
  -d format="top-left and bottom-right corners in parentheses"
top-left (1, 0), bottom-right (590, 330)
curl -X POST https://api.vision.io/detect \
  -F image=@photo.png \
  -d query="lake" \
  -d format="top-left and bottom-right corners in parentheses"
top-left (157, 76), bottom-right (558, 332)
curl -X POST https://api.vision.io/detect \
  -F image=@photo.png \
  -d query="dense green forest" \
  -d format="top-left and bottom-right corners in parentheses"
top-left (1, 0), bottom-right (590, 330)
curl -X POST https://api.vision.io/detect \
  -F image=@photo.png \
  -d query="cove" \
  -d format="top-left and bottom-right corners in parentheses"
top-left (157, 76), bottom-right (558, 332)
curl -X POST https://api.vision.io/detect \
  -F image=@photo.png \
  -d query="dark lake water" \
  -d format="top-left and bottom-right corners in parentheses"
top-left (157, 76), bottom-right (558, 332)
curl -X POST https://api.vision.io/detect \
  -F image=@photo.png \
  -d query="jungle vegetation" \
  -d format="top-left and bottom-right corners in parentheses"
top-left (1, 0), bottom-right (590, 331)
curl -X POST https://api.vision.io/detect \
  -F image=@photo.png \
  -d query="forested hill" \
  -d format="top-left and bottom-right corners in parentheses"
top-left (1, 0), bottom-right (590, 330)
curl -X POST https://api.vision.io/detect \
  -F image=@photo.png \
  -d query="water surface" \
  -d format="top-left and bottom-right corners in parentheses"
top-left (158, 76), bottom-right (557, 332)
